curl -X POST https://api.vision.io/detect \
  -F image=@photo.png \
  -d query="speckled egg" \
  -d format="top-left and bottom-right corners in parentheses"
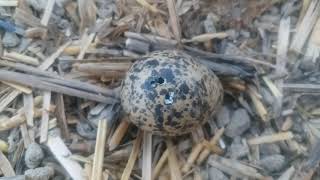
top-left (120, 50), bottom-right (223, 136)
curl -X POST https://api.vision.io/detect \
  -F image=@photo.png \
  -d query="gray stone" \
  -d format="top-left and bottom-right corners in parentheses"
top-left (208, 167), bottom-right (228, 180)
top-left (216, 106), bottom-right (230, 128)
top-left (25, 166), bottom-right (54, 180)
top-left (2, 32), bottom-right (20, 48)
top-left (225, 108), bottom-right (251, 138)
top-left (259, 128), bottom-right (281, 155)
top-left (258, 154), bottom-right (286, 172)
top-left (229, 137), bottom-right (249, 159)
top-left (25, 143), bottom-right (44, 169)
top-left (260, 143), bottom-right (281, 156)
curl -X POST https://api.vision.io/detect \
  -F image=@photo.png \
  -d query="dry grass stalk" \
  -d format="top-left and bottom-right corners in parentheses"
top-left (109, 119), bottom-right (130, 151)
top-left (281, 117), bottom-right (293, 131)
top-left (193, 169), bottom-right (202, 180)
top-left (47, 136), bottom-right (86, 180)
top-left (65, 1), bottom-right (80, 26)
top-left (166, 139), bottom-right (182, 180)
top-left (305, 17), bottom-right (320, 61)
top-left (91, 119), bottom-right (108, 180)
top-left (40, 0), bottom-right (55, 26)
top-left (142, 131), bottom-right (152, 180)
top-left (3, 51), bottom-right (40, 66)
top-left (20, 123), bottom-right (31, 147)
top-left (263, 77), bottom-right (282, 100)
top-left (78, 0), bottom-right (96, 34)
top-left (0, 70), bottom-right (117, 103)
top-left (25, 27), bottom-right (48, 39)
top-left (136, 0), bottom-right (160, 13)
top-left (248, 131), bottom-right (294, 145)
top-left (121, 131), bottom-right (143, 180)
top-left (54, 94), bottom-right (70, 139)
top-left (276, 17), bottom-right (291, 77)
top-left (290, 0), bottom-right (320, 53)
top-left (39, 41), bottom-right (71, 70)
top-left (0, 89), bottom-right (21, 112)
top-left (283, 83), bottom-right (320, 92)
top-left (0, 151), bottom-right (15, 177)
top-left (0, 107), bottom-right (55, 131)
top-left (152, 149), bottom-right (169, 179)
top-left (166, 0), bottom-right (181, 42)
top-left (181, 142), bottom-right (203, 173)
top-left (208, 155), bottom-right (264, 179)
top-left (23, 94), bottom-right (34, 127)
top-left (298, 0), bottom-right (312, 23)
top-left (77, 33), bottom-right (96, 60)
top-left (197, 127), bottom-right (224, 165)
top-left (73, 62), bottom-right (131, 73)
top-left (0, 0), bottom-right (18, 6)
top-left (202, 140), bottom-right (224, 155)
top-left (0, 61), bottom-right (117, 97)
top-left (84, 163), bottom-right (93, 180)
top-left (0, 139), bottom-right (8, 153)
top-left (124, 32), bottom-right (178, 47)
top-left (40, 91), bottom-right (51, 143)
top-left (247, 85), bottom-right (268, 122)
top-left (1, 81), bottom-right (32, 94)
top-left (14, 8), bottom-right (42, 27)
top-left (183, 32), bottom-right (229, 43)
top-left (63, 46), bottom-right (82, 55)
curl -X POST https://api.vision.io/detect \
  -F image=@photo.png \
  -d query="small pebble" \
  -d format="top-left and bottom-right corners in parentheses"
top-left (259, 154), bottom-right (286, 172)
top-left (260, 143), bottom-right (281, 156)
top-left (225, 108), bottom-right (251, 138)
top-left (2, 32), bottom-right (20, 48)
top-left (25, 143), bottom-right (44, 169)
top-left (25, 166), bottom-right (54, 180)
top-left (260, 128), bottom-right (281, 155)
top-left (216, 106), bottom-right (230, 128)
top-left (228, 137), bottom-right (249, 159)
top-left (208, 167), bottom-right (228, 180)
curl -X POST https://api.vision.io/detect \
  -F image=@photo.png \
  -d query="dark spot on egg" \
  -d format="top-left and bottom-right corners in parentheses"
top-left (145, 59), bottom-right (159, 67)
top-left (130, 75), bottom-right (138, 81)
top-left (179, 82), bottom-right (189, 94)
top-left (155, 104), bottom-right (164, 128)
top-left (159, 68), bottom-right (175, 83)
top-left (159, 89), bottom-right (168, 95)
top-left (174, 111), bottom-right (182, 118)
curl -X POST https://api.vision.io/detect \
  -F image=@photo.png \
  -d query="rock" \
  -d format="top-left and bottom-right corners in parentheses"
top-left (208, 167), bottom-right (228, 180)
top-left (260, 143), bottom-right (281, 156)
top-left (25, 143), bottom-right (44, 169)
top-left (25, 0), bottom-right (47, 11)
top-left (25, 166), bottom-right (54, 180)
top-left (259, 128), bottom-right (281, 155)
top-left (228, 137), bottom-right (249, 159)
top-left (260, 87), bottom-right (274, 106)
top-left (2, 32), bottom-right (20, 48)
top-left (225, 108), bottom-right (251, 138)
top-left (258, 154), bottom-right (286, 172)
top-left (216, 106), bottom-right (231, 128)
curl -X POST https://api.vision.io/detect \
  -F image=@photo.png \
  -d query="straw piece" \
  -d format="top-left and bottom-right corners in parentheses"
top-left (121, 131), bottom-right (143, 180)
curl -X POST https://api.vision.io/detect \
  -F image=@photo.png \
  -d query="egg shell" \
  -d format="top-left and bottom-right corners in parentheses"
top-left (121, 50), bottom-right (223, 136)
